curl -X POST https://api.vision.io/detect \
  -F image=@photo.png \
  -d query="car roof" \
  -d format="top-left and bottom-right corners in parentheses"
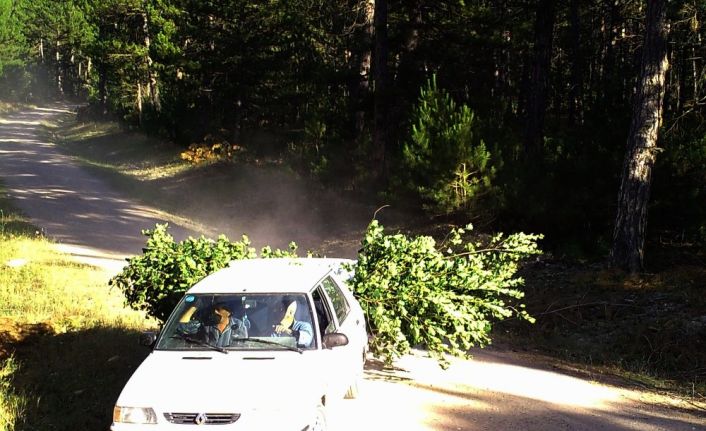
top-left (186, 258), bottom-right (356, 294)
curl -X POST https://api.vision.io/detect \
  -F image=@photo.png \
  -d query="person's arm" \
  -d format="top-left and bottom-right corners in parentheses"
top-left (179, 306), bottom-right (198, 322)
top-left (292, 321), bottom-right (313, 347)
top-left (176, 306), bottom-right (200, 334)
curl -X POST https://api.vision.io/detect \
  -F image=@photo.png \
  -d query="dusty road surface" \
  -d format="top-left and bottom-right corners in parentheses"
top-left (0, 103), bottom-right (200, 271)
top-left (1, 104), bottom-right (704, 430)
top-left (328, 349), bottom-right (705, 431)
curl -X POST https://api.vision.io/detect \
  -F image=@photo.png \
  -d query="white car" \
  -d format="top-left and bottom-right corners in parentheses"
top-left (111, 258), bottom-right (368, 431)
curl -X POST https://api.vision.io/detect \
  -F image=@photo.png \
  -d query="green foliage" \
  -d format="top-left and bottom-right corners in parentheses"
top-left (349, 220), bottom-right (542, 367)
top-left (109, 224), bottom-right (298, 322)
top-left (401, 75), bottom-right (494, 213)
top-left (0, 356), bottom-right (26, 431)
top-left (0, 0), bottom-right (27, 75)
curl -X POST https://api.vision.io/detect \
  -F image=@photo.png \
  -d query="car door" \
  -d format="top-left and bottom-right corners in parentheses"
top-left (317, 277), bottom-right (365, 394)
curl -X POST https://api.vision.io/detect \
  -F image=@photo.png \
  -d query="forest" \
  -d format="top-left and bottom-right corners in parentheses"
top-left (1, 0), bottom-right (705, 271)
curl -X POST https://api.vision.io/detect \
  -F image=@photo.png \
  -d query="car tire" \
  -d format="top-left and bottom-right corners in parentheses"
top-left (310, 406), bottom-right (327, 431)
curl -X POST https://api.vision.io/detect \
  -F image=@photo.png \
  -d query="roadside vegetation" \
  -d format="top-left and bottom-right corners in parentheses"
top-left (0, 184), bottom-right (154, 431)
top-left (497, 254), bottom-right (706, 401)
top-left (0, 101), bottom-right (16, 115)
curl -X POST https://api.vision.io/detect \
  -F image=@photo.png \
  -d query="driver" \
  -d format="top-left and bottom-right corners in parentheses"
top-left (177, 302), bottom-right (248, 348)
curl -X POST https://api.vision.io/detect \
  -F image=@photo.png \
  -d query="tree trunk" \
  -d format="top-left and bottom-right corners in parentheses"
top-left (98, 62), bottom-right (107, 115)
top-left (601, 0), bottom-right (620, 109)
top-left (396, 1), bottom-right (422, 85)
top-left (567, 0), bottom-right (583, 126)
top-left (611, 0), bottom-right (670, 273)
top-left (137, 82), bottom-right (143, 126)
top-left (523, 0), bottom-right (556, 156)
top-left (142, 3), bottom-right (161, 113)
top-left (372, 0), bottom-right (389, 182)
top-left (56, 36), bottom-right (63, 96)
top-left (351, 0), bottom-right (373, 138)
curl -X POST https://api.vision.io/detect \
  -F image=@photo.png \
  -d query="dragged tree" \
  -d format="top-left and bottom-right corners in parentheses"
top-left (349, 221), bottom-right (541, 367)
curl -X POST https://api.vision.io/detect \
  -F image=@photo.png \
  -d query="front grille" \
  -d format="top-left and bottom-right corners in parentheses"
top-left (164, 412), bottom-right (241, 425)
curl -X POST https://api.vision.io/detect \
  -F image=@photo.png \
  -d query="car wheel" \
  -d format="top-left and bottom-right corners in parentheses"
top-left (310, 406), bottom-right (327, 431)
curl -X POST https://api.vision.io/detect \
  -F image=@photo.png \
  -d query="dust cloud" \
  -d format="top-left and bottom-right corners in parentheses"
top-left (153, 162), bottom-right (391, 258)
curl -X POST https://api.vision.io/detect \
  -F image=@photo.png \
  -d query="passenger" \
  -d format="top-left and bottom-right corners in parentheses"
top-left (271, 297), bottom-right (313, 348)
top-left (177, 302), bottom-right (248, 348)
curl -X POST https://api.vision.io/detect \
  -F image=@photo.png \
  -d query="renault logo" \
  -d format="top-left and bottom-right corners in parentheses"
top-left (194, 413), bottom-right (208, 425)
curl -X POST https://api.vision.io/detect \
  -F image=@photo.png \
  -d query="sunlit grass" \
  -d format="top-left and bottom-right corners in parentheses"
top-left (0, 236), bottom-right (148, 330)
top-left (0, 183), bottom-right (154, 430)
top-left (56, 120), bottom-right (191, 181)
top-left (0, 101), bottom-right (33, 115)
top-left (0, 101), bottom-right (14, 115)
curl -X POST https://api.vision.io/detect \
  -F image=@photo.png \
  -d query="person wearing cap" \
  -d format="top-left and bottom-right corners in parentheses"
top-left (177, 302), bottom-right (248, 348)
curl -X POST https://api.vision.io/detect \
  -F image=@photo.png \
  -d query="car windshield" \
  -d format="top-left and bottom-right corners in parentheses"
top-left (156, 293), bottom-right (317, 351)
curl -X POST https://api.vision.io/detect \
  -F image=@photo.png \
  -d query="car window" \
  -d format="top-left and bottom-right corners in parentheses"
top-left (321, 277), bottom-right (350, 324)
top-left (312, 287), bottom-right (335, 335)
top-left (155, 293), bottom-right (317, 351)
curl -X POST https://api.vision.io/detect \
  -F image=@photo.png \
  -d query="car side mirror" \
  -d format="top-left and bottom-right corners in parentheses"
top-left (322, 333), bottom-right (349, 349)
top-left (139, 331), bottom-right (158, 347)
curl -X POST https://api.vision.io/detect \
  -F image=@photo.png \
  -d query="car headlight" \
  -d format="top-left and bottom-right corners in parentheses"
top-left (113, 406), bottom-right (158, 424)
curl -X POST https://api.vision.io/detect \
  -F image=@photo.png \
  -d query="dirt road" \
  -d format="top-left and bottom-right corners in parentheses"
top-left (0, 103), bottom-right (200, 271)
top-left (1, 104), bottom-right (704, 430)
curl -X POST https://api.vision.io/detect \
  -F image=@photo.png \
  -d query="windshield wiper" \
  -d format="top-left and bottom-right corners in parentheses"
top-left (171, 334), bottom-right (228, 354)
top-left (232, 337), bottom-right (303, 354)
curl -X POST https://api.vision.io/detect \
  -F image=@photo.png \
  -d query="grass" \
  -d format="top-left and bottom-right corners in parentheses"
top-left (0, 102), bottom-right (19, 115)
top-left (57, 120), bottom-right (190, 180)
top-left (0, 101), bottom-right (35, 116)
top-left (0, 183), bottom-right (154, 431)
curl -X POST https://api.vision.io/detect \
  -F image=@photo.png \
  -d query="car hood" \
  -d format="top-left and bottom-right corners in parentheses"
top-left (116, 350), bottom-right (322, 412)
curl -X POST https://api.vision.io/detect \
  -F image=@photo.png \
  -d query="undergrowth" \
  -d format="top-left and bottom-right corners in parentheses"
top-left (497, 250), bottom-right (706, 402)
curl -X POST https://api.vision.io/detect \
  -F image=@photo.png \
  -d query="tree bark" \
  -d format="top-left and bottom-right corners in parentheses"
top-left (372, 0), bottom-right (389, 182)
top-left (567, 0), bottom-right (583, 126)
top-left (523, 0), bottom-right (556, 156)
top-left (137, 82), bottom-right (143, 126)
top-left (611, 0), bottom-right (670, 273)
top-left (396, 1), bottom-right (422, 85)
top-left (142, 2), bottom-right (161, 113)
top-left (56, 35), bottom-right (63, 96)
top-left (350, 0), bottom-right (373, 138)
top-left (98, 62), bottom-right (107, 115)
